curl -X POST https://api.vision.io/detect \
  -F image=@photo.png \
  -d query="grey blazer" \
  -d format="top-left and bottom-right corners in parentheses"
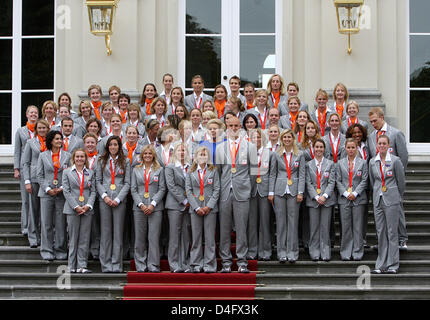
top-left (95, 158), bottom-right (131, 202)
top-left (250, 148), bottom-right (271, 197)
top-left (164, 163), bottom-right (188, 211)
top-left (184, 93), bottom-right (213, 111)
top-left (62, 167), bottom-right (97, 214)
top-left (185, 167), bottom-right (220, 213)
top-left (21, 138), bottom-right (44, 182)
top-left (62, 135), bottom-right (84, 154)
top-left (36, 150), bottom-right (72, 198)
top-left (335, 157), bottom-right (368, 206)
top-left (278, 115), bottom-right (292, 130)
top-left (122, 140), bottom-right (144, 168)
top-left (323, 133), bottom-right (346, 162)
top-left (267, 94), bottom-right (288, 116)
top-left (310, 109), bottom-right (333, 136)
top-left (369, 154), bottom-right (405, 207)
top-left (14, 126), bottom-right (33, 170)
top-left (305, 158), bottom-right (337, 208)
top-left (367, 123), bottom-right (408, 169)
top-left (131, 166), bottom-right (166, 211)
top-left (156, 145), bottom-right (174, 168)
top-left (268, 150), bottom-right (306, 197)
top-left (215, 139), bottom-right (258, 201)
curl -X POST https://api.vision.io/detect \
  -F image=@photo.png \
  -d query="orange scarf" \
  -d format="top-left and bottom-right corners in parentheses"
top-left (336, 103), bottom-right (344, 118)
top-left (272, 92), bottom-right (280, 108)
top-left (126, 141), bottom-right (137, 163)
top-left (214, 100), bottom-right (226, 119)
top-left (120, 109), bottom-right (128, 123)
top-left (26, 122), bottom-right (35, 132)
top-left (86, 150), bottom-right (98, 158)
top-left (289, 111), bottom-right (298, 130)
top-left (145, 98), bottom-right (154, 115)
top-left (246, 101), bottom-right (254, 110)
top-left (52, 151), bottom-right (60, 169)
top-left (38, 135), bottom-right (47, 152)
top-left (92, 101), bottom-right (102, 120)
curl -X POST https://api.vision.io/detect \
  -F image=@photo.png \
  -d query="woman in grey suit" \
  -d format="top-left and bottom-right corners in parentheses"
top-left (22, 119), bottom-right (49, 248)
top-left (165, 143), bottom-right (192, 272)
top-left (249, 128), bottom-right (272, 261)
top-left (14, 105), bottom-right (39, 236)
top-left (369, 135), bottom-right (405, 274)
top-left (305, 138), bottom-right (337, 261)
top-left (323, 113), bottom-right (346, 164)
top-left (186, 146), bottom-right (220, 273)
top-left (96, 136), bottom-right (131, 273)
top-left (268, 129), bottom-right (306, 263)
top-left (335, 138), bottom-right (368, 261)
top-left (73, 100), bottom-right (94, 139)
top-left (62, 149), bottom-right (97, 273)
top-left (124, 103), bottom-right (146, 139)
top-left (340, 101), bottom-right (369, 134)
top-left (131, 145), bottom-right (166, 272)
top-left (85, 118), bottom-right (104, 155)
top-left (36, 130), bottom-right (71, 261)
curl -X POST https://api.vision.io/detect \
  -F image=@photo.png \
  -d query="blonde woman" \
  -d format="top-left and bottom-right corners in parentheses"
top-left (42, 100), bottom-right (59, 128)
top-left (340, 100), bottom-right (369, 134)
top-left (332, 82), bottom-right (349, 119)
top-left (202, 111), bottom-right (217, 129)
top-left (248, 89), bottom-right (270, 130)
top-left (125, 103), bottom-right (146, 138)
top-left (147, 97), bottom-right (168, 127)
top-left (185, 146), bottom-right (220, 273)
top-left (268, 129), bottom-right (306, 263)
top-left (301, 120), bottom-right (321, 162)
top-left (310, 89), bottom-right (332, 137)
top-left (130, 145), bottom-right (166, 272)
top-left (266, 74), bottom-right (288, 116)
top-left (62, 149), bottom-right (97, 273)
top-left (73, 100), bottom-right (93, 138)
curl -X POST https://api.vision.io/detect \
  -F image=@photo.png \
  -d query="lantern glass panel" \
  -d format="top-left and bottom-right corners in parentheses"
top-left (337, 6), bottom-right (361, 33)
top-left (90, 6), bottom-right (113, 32)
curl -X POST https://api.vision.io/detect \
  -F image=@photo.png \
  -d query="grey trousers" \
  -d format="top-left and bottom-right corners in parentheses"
top-left (248, 197), bottom-right (259, 259)
top-left (308, 206), bottom-right (332, 260)
top-left (27, 182), bottom-right (41, 247)
top-left (374, 199), bottom-right (400, 271)
top-left (133, 209), bottom-right (163, 272)
top-left (40, 195), bottom-right (67, 260)
top-left (66, 213), bottom-right (93, 270)
top-left (123, 193), bottom-right (135, 259)
top-left (274, 195), bottom-right (300, 260)
top-left (398, 204), bottom-right (408, 242)
top-left (90, 200), bottom-right (100, 257)
top-left (219, 191), bottom-right (249, 268)
top-left (339, 204), bottom-right (365, 260)
top-left (256, 195), bottom-right (272, 260)
top-left (19, 176), bottom-right (30, 234)
top-left (167, 209), bottom-right (190, 271)
top-left (99, 200), bottom-right (126, 272)
top-left (181, 213), bottom-right (191, 269)
top-left (190, 211), bottom-right (217, 272)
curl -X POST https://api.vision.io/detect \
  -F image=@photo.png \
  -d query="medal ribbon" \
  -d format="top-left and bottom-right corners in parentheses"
top-left (76, 169), bottom-right (85, 199)
top-left (144, 167), bottom-right (151, 194)
top-left (348, 117), bottom-right (358, 127)
top-left (336, 103), bottom-right (344, 118)
top-left (198, 168), bottom-right (206, 197)
top-left (195, 96), bottom-right (202, 109)
top-left (258, 109), bottom-right (267, 130)
top-left (52, 151), bottom-right (60, 182)
top-left (283, 152), bottom-right (293, 182)
top-left (329, 133), bottom-right (341, 163)
top-left (110, 159), bottom-right (116, 187)
top-left (230, 139), bottom-right (241, 170)
top-left (317, 165), bottom-right (322, 191)
top-left (309, 146), bottom-right (315, 159)
top-left (379, 161), bottom-right (386, 191)
top-left (349, 160), bottom-right (354, 191)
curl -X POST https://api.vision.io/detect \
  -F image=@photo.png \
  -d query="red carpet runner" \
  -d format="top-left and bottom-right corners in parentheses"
top-left (123, 259), bottom-right (258, 300)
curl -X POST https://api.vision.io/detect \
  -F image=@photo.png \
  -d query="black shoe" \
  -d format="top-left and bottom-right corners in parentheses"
top-left (279, 257), bottom-right (287, 264)
top-left (311, 258), bottom-right (319, 262)
top-left (30, 244), bottom-right (38, 249)
top-left (371, 269), bottom-right (383, 274)
top-left (322, 259), bottom-right (330, 262)
top-left (238, 266), bottom-right (250, 273)
top-left (385, 269), bottom-right (398, 274)
top-left (371, 245), bottom-right (378, 251)
top-left (192, 267), bottom-right (201, 273)
top-left (399, 241), bottom-right (408, 251)
top-left (172, 269), bottom-right (184, 273)
top-left (288, 259), bottom-right (296, 264)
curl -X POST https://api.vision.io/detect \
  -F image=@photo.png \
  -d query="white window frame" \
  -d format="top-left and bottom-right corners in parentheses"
top-left (177, 0), bottom-right (283, 91)
top-left (0, 0), bottom-right (56, 155)
top-left (406, 0), bottom-right (430, 155)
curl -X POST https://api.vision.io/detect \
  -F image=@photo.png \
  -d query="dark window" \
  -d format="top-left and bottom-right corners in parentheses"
top-left (22, 0), bottom-right (55, 36)
top-left (0, 40), bottom-right (12, 90)
top-left (0, 0), bottom-right (13, 36)
top-left (0, 94), bottom-right (12, 144)
top-left (22, 39), bottom-right (54, 90)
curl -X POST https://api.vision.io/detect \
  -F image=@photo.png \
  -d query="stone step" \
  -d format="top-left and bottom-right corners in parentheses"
top-left (0, 190), bottom-right (22, 201)
top-left (406, 180), bottom-right (430, 189)
top-left (255, 285), bottom-right (430, 300)
top-left (0, 222), bottom-right (22, 234)
top-left (0, 284), bottom-right (122, 299)
top-left (257, 273), bottom-right (430, 286)
top-left (0, 201), bottom-right (21, 211)
top-left (259, 260), bottom-right (430, 274)
top-left (0, 211), bottom-right (21, 222)
top-left (403, 190), bottom-right (430, 200)
top-left (0, 234), bottom-right (28, 246)
top-left (0, 260), bottom-right (131, 273)
top-left (0, 272), bottom-right (126, 286)
top-left (406, 170), bottom-right (430, 180)
top-left (0, 181), bottom-right (20, 190)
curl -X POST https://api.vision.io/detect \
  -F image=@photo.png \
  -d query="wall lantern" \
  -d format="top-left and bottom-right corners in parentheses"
top-left (334, 0), bottom-right (364, 55)
top-left (86, 0), bottom-right (120, 56)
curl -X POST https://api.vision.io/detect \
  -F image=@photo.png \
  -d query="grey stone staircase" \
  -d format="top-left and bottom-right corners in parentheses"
top-left (1, 162), bottom-right (430, 299)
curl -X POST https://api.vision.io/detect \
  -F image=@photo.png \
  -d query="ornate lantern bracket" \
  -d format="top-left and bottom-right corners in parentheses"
top-left (86, 0), bottom-right (120, 56)
top-left (334, 0), bottom-right (364, 55)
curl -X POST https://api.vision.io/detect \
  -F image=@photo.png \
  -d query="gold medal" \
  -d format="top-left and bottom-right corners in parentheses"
top-left (184, 191), bottom-right (187, 196)
top-left (348, 187), bottom-right (352, 193)
top-left (256, 177), bottom-right (262, 184)
top-left (144, 192), bottom-right (150, 198)
top-left (316, 188), bottom-right (321, 195)
top-left (288, 179), bottom-right (293, 186)
top-left (53, 179), bottom-right (58, 186)
top-left (79, 195), bottom-right (85, 202)
top-left (110, 184), bottom-right (116, 190)
top-left (199, 195), bottom-right (205, 201)
top-left (231, 168), bottom-right (236, 174)
top-left (382, 185), bottom-right (387, 192)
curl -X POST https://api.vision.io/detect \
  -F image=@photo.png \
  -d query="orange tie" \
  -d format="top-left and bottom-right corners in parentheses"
top-left (272, 92), bottom-right (280, 108)
top-left (336, 103), bottom-right (344, 118)
top-left (145, 98), bottom-right (153, 115)
top-left (63, 137), bottom-right (69, 152)
top-left (92, 101), bottom-right (102, 120)
top-left (126, 142), bottom-right (137, 163)
top-left (214, 100), bottom-right (226, 118)
top-left (38, 135), bottom-right (47, 152)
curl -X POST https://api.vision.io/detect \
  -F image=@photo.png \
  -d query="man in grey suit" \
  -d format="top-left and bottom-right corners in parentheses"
top-left (368, 107), bottom-right (408, 249)
top-left (57, 117), bottom-right (84, 154)
top-left (215, 116), bottom-right (257, 273)
top-left (184, 75), bottom-right (213, 111)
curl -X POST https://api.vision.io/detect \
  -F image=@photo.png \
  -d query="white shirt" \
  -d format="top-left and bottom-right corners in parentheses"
top-left (137, 165), bottom-right (157, 208)
top-left (45, 150), bottom-right (64, 193)
top-left (161, 144), bottom-right (173, 164)
top-left (101, 156), bottom-right (121, 204)
top-left (160, 90), bottom-right (171, 105)
top-left (228, 137), bottom-right (241, 189)
top-left (358, 142), bottom-right (367, 160)
top-left (266, 140), bottom-right (280, 152)
top-left (193, 92), bottom-right (204, 108)
top-left (314, 157), bottom-right (329, 200)
top-left (343, 156), bottom-right (359, 199)
top-left (71, 165), bottom-right (93, 210)
top-left (150, 114), bottom-right (166, 127)
top-left (375, 151), bottom-right (391, 196)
